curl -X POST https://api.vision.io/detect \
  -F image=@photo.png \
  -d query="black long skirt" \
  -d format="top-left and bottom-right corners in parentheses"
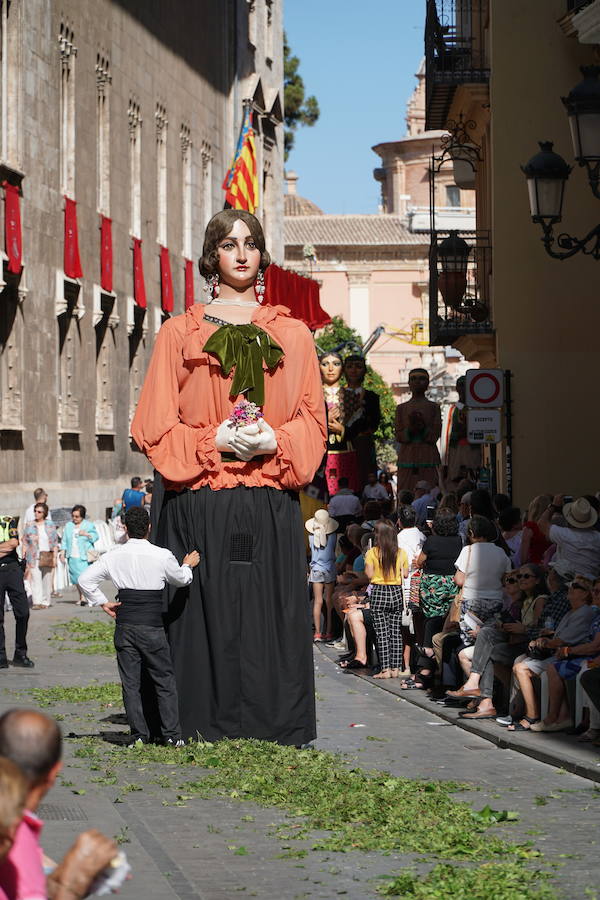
top-left (154, 485), bottom-right (316, 745)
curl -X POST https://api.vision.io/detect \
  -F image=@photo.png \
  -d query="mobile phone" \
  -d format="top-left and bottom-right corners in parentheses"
top-left (563, 496), bottom-right (574, 504)
top-left (426, 505), bottom-right (436, 521)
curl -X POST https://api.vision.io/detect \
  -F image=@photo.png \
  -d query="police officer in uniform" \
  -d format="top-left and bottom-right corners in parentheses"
top-left (0, 515), bottom-right (33, 667)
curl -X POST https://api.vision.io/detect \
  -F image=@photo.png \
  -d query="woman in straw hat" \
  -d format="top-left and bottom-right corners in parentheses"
top-left (132, 210), bottom-right (327, 746)
top-left (305, 509), bottom-right (338, 641)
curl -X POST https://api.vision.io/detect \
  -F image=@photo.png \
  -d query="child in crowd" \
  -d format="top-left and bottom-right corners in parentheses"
top-left (364, 521), bottom-right (408, 679)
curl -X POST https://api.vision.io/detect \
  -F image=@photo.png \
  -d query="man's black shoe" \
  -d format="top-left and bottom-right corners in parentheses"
top-left (11, 655), bottom-right (34, 668)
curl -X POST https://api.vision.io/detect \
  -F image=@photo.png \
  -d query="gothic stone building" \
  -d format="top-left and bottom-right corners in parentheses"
top-left (0, 0), bottom-right (283, 517)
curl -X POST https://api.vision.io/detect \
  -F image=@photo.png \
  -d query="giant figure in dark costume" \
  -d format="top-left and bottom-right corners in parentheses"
top-left (131, 210), bottom-right (326, 745)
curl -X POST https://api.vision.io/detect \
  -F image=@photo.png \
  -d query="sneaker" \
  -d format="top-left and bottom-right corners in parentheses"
top-left (11, 655), bottom-right (34, 668)
top-left (166, 738), bottom-right (184, 748)
top-left (496, 715), bottom-right (513, 726)
top-left (330, 640), bottom-right (347, 650)
top-left (126, 738), bottom-right (146, 749)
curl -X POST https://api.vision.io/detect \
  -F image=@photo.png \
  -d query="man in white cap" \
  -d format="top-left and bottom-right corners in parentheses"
top-left (539, 494), bottom-right (600, 580)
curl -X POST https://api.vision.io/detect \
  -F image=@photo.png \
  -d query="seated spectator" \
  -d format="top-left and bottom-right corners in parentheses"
top-left (493, 493), bottom-right (511, 513)
top-left (580, 659), bottom-right (600, 746)
top-left (0, 709), bottom-right (117, 900)
top-left (338, 591), bottom-right (373, 670)
top-left (362, 500), bottom-right (383, 529)
top-left (452, 516), bottom-right (512, 686)
top-left (405, 510), bottom-right (462, 690)
top-left (332, 525), bottom-right (370, 620)
top-left (437, 492), bottom-right (459, 516)
top-left (499, 507), bottom-right (523, 567)
top-left (536, 578), bottom-right (600, 732)
top-left (0, 757), bottom-right (28, 874)
top-left (397, 490), bottom-right (414, 511)
top-left (328, 477), bottom-right (362, 527)
top-left (362, 473), bottom-right (388, 504)
top-left (510, 575), bottom-right (598, 731)
top-left (378, 472), bottom-right (395, 500)
top-left (538, 495), bottom-right (600, 580)
top-left (520, 495), bottom-right (552, 565)
top-left (458, 491), bottom-right (472, 544)
top-left (448, 564), bottom-right (548, 719)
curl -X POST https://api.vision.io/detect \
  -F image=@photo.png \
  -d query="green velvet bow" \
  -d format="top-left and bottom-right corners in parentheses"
top-left (202, 324), bottom-right (284, 405)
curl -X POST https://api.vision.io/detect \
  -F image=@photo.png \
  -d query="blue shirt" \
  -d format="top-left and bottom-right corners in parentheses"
top-left (309, 534), bottom-right (337, 580)
top-left (122, 488), bottom-right (144, 511)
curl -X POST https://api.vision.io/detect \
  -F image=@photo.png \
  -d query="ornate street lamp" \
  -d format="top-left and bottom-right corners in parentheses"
top-left (562, 65), bottom-right (600, 198)
top-left (437, 231), bottom-right (471, 309)
top-left (522, 67), bottom-right (600, 261)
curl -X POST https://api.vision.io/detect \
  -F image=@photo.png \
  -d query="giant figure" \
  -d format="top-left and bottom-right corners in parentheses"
top-left (394, 368), bottom-right (441, 492)
top-left (342, 355), bottom-right (381, 489)
top-left (446, 375), bottom-right (481, 485)
top-left (320, 352), bottom-right (359, 496)
top-left (131, 210), bottom-right (327, 746)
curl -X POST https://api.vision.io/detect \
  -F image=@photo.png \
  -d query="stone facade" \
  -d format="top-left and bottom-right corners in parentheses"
top-left (0, 0), bottom-right (283, 517)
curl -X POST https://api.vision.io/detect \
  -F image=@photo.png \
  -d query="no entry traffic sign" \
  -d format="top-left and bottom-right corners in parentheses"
top-left (465, 369), bottom-right (504, 408)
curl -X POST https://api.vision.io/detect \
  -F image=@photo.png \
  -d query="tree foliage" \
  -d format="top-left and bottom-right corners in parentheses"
top-left (314, 316), bottom-right (397, 446)
top-left (284, 34), bottom-right (320, 161)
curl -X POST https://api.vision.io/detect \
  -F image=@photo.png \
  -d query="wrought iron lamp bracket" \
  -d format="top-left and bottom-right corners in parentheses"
top-left (538, 218), bottom-right (600, 260)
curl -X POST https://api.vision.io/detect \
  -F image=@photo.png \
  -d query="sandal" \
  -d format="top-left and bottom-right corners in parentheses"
top-left (339, 658), bottom-right (368, 670)
top-left (507, 716), bottom-right (540, 732)
top-left (400, 677), bottom-right (427, 690)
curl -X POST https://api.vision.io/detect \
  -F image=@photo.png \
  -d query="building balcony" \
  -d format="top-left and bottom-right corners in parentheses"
top-left (429, 229), bottom-right (493, 346)
top-left (425, 0), bottom-right (490, 130)
top-left (408, 204), bottom-right (476, 233)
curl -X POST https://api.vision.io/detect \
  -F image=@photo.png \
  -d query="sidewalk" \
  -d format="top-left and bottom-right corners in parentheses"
top-left (316, 643), bottom-right (600, 784)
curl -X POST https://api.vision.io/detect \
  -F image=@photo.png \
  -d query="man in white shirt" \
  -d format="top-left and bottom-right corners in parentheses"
top-left (78, 506), bottom-right (199, 747)
top-left (361, 472), bottom-right (388, 503)
top-left (19, 487), bottom-right (53, 537)
top-left (328, 477), bottom-right (363, 519)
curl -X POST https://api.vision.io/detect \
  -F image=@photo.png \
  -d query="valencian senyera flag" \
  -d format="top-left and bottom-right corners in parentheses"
top-left (222, 105), bottom-right (258, 213)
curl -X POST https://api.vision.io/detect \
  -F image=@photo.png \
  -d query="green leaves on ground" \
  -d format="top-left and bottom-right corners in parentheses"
top-left (51, 619), bottom-right (115, 655)
top-left (109, 738), bottom-right (529, 861)
top-left (30, 682), bottom-right (121, 708)
top-left (378, 862), bottom-right (555, 899)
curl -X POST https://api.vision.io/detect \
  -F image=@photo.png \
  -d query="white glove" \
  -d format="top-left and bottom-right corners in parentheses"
top-left (215, 419), bottom-right (250, 455)
top-left (231, 418), bottom-right (277, 462)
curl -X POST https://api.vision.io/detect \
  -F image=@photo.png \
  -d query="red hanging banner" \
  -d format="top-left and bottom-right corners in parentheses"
top-left (3, 183), bottom-right (22, 274)
top-left (64, 197), bottom-right (83, 279)
top-left (159, 245), bottom-right (174, 313)
top-left (184, 258), bottom-right (194, 310)
top-left (100, 215), bottom-right (113, 292)
top-left (132, 238), bottom-right (146, 308)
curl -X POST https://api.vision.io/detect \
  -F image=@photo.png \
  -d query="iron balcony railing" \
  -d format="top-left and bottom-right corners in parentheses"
top-left (567, 0), bottom-right (594, 11)
top-left (425, 0), bottom-right (490, 130)
top-left (429, 229), bottom-right (493, 346)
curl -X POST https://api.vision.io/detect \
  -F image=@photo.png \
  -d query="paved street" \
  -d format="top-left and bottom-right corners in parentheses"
top-left (1, 589), bottom-right (599, 900)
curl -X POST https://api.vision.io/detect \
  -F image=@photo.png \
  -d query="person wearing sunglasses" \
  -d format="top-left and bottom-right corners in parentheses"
top-left (533, 577), bottom-right (600, 732)
top-left (447, 565), bottom-right (548, 719)
top-left (510, 575), bottom-right (597, 731)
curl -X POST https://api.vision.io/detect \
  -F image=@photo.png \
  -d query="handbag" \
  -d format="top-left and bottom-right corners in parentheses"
top-left (408, 569), bottom-right (422, 611)
top-left (86, 548), bottom-right (100, 563)
top-left (38, 551), bottom-right (55, 568)
top-left (447, 545), bottom-right (471, 627)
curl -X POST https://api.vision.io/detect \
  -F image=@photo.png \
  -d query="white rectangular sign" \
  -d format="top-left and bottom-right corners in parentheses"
top-left (467, 409), bottom-right (502, 444)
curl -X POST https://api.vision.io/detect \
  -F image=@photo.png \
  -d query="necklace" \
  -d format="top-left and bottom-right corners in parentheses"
top-left (207, 297), bottom-right (259, 308)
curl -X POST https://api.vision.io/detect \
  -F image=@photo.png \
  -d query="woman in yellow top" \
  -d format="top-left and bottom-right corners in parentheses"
top-left (364, 522), bottom-right (409, 680)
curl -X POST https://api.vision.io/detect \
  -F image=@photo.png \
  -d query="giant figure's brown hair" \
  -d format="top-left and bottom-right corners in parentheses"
top-left (198, 210), bottom-right (271, 280)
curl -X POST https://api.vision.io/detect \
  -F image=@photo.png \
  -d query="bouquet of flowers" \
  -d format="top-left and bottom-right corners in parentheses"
top-left (228, 399), bottom-right (262, 429)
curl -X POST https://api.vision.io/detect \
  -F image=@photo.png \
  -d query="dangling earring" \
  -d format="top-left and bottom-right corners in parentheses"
top-left (255, 268), bottom-right (265, 301)
top-left (203, 273), bottom-right (220, 301)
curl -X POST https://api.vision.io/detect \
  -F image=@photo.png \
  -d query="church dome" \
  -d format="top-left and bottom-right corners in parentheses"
top-left (284, 171), bottom-right (323, 216)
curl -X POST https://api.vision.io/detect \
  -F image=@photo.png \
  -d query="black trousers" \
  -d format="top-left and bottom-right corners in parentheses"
top-left (0, 563), bottom-right (29, 660)
top-left (581, 667), bottom-right (600, 718)
top-left (114, 623), bottom-right (181, 742)
top-left (416, 615), bottom-right (446, 670)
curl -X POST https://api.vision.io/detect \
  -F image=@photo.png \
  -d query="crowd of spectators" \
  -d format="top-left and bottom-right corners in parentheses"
top-left (312, 474), bottom-right (600, 749)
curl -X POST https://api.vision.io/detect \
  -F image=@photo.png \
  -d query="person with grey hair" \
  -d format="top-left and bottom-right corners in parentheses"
top-left (0, 709), bottom-right (117, 900)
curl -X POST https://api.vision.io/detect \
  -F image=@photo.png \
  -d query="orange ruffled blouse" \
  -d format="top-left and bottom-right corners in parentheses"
top-left (131, 303), bottom-right (327, 493)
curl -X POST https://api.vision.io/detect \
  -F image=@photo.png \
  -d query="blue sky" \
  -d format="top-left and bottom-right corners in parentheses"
top-left (284, 0), bottom-right (426, 214)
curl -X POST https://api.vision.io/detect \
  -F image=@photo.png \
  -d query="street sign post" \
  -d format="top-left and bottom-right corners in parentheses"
top-left (465, 369), bottom-right (504, 408)
top-left (467, 408), bottom-right (502, 444)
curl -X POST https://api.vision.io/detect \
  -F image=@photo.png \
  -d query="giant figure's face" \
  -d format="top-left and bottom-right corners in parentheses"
top-left (320, 354), bottom-right (343, 386)
top-left (344, 358), bottom-right (366, 387)
top-left (216, 219), bottom-right (261, 291)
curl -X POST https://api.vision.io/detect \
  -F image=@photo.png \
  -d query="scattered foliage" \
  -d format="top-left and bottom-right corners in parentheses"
top-left (51, 619), bottom-right (115, 656)
top-left (377, 861), bottom-right (555, 898)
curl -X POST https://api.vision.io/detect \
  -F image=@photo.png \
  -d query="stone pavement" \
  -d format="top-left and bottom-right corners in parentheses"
top-left (0, 589), bottom-right (599, 899)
